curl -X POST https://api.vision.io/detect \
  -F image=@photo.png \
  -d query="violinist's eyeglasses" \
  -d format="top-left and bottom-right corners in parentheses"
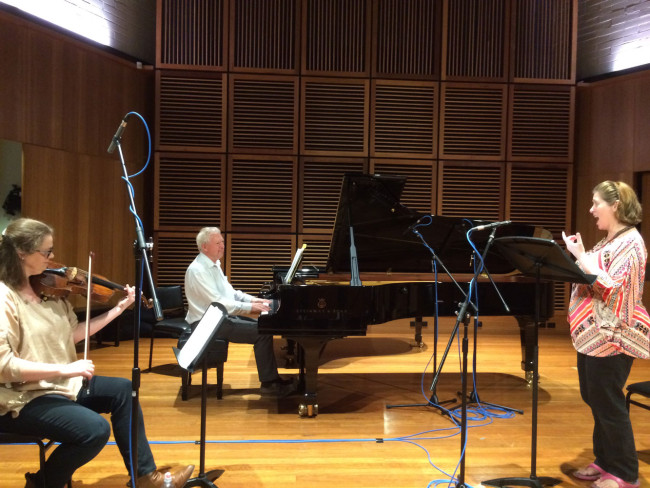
top-left (35, 248), bottom-right (54, 258)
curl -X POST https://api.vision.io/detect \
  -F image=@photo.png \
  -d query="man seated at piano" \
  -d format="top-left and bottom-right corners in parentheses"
top-left (184, 227), bottom-right (296, 397)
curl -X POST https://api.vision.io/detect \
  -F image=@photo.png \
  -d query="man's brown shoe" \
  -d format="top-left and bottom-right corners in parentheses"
top-left (137, 464), bottom-right (195, 488)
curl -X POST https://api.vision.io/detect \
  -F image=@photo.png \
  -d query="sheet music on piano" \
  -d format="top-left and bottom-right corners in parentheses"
top-left (283, 244), bottom-right (307, 284)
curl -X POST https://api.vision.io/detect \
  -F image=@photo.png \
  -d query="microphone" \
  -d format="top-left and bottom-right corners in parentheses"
top-left (404, 216), bottom-right (425, 235)
top-left (471, 220), bottom-right (512, 231)
top-left (107, 114), bottom-right (130, 154)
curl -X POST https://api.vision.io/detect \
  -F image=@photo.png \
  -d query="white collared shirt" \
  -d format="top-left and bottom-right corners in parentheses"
top-left (184, 253), bottom-right (254, 323)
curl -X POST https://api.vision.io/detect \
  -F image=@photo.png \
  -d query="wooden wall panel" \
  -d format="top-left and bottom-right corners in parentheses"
top-left (155, 152), bottom-right (225, 230)
top-left (229, 75), bottom-right (298, 153)
top-left (157, 0), bottom-right (227, 69)
top-left (231, 0), bottom-right (299, 72)
top-left (509, 85), bottom-right (575, 162)
top-left (575, 70), bottom-right (650, 253)
top-left (371, 80), bottom-right (437, 158)
top-left (0, 11), bottom-right (153, 289)
top-left (301, 78), bottom-right (369, 156)
top-left (439, 83), bottom-right (507, 160)
top-left (512, 0), bottom-right (576, 83)
top-left (442, 0), bottom-right (508, 81)
top-left (438, 162), bottom-right (504, 218)
top-left (373, 0), bottom-right (441, 78)
top-left (157, 71), bottom-right (226, 151)
top-left (302, 0), bottom-right (370, 76)
top-left (228, 155), bottom-right (297, 232)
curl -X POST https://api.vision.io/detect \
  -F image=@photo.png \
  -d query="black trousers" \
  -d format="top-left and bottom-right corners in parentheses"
top-left (577, 352), bottom-right (637, 482)
top-left (0, 376), bottom-right (156, 488)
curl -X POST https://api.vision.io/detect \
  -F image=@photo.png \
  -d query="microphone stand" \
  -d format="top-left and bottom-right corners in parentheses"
top-left (428, 226), bottom-right (499, 487)
top-left (113, 139), bottom-right (163, 487)
top-left (462, 248), bottom-right (522, 415)
top-left (386, 227), bottom-right (475, 414)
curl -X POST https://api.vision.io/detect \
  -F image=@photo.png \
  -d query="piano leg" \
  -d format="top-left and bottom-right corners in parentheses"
top-left (517, 315), bottom-right (537, 385)
top-left (292, 337), bottom-right (331, 417)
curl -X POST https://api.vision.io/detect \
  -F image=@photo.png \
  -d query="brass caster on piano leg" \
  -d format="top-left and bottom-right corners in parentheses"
top-left (525, 370), bottom-right (534, 386)
top-left (298, 403), bottom-right (318, 417)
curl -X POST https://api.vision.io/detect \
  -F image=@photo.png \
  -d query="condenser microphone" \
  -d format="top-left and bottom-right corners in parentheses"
top-left (471, 220), bottom-right (512, 231)
top-left (107, 114), bottom-right (130, 154)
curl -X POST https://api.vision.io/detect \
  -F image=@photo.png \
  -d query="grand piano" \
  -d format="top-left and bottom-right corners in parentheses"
top-left (258, 173), bottom-right (554, 416)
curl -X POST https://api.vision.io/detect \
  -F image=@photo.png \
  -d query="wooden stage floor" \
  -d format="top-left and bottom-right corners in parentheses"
top-left (4, 316), bottom-right (650, 487)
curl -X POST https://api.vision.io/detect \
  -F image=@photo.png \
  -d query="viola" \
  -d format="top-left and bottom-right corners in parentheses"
top-left (30, 262), bottom-right (150, 307)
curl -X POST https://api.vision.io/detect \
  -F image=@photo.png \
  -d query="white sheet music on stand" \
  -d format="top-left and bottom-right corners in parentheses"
top-left (283, 243), bottom-right (306, 284)
top-left (177, 303), bottom-right (225, 371)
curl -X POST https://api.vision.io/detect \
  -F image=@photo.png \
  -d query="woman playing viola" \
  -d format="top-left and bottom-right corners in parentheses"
top-left (0, 218), bottom-right (193, 488)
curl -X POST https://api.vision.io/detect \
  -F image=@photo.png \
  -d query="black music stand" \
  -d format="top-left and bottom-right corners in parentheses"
top-left (174, 303), bottom-right (228, 488)
top-left (483, 237), bottom-right (597, 488)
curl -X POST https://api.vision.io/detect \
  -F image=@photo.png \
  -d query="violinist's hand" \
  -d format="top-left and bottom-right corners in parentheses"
top-left (61, 359), bottom-right (95, 380)
top-left (562, 231), bottom-right (585, 259)
top-left (116, 284), bottom-right (136, 313)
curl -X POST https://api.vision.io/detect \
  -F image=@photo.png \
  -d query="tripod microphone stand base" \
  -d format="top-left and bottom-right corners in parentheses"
top-left (386, 392), bottom-right (456, 416)
top-left (482, 475), bottom-right (561, 488)
top-left (459, 390), bottom-right (523, 415)
top-left (185, 469), bottom-right (224, 487)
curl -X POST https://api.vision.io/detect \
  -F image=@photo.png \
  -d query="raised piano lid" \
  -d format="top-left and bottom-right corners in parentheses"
top-left (326, 173), bottom-right (552, 275)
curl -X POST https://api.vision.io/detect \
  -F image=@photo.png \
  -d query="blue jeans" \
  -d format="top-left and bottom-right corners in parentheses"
top-left (577, 352), bottom-right (637, 482)
top-left (0, 375), bottom-right (156, 488)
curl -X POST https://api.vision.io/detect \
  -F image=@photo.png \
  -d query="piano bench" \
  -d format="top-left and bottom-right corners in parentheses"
top-left (626, 381), bottom-right (650, 413)
top-left (176, 335), bottom-right (229, 401)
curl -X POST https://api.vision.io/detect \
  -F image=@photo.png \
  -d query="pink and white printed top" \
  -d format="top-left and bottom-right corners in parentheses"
top-left (568, 228), bottom-right (650, 358)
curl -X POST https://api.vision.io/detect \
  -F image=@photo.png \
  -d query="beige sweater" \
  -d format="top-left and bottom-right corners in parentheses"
top-left (0, 282), bottom-right (83, 417)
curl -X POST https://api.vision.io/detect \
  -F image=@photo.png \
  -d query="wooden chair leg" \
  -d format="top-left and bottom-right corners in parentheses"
top-left (216, 363), bottom-right (224, 399)
top-left (181, 370), bottom-right (191, 401)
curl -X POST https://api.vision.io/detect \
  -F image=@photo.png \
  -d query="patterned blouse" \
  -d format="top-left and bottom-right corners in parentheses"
top-left (567, 228), bottom-right (650, 358)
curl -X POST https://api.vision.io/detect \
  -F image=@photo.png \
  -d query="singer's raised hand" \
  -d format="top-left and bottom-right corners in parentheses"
top-left (562, 230), bottom-right (584, 258)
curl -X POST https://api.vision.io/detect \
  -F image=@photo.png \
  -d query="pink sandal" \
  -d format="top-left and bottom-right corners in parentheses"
top-left (591, 473), bottom-right (640, 488)
top-left (573, 463), bottom-right (607, 481)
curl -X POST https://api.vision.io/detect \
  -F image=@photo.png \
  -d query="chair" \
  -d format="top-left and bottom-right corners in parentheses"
top-left (143, 285), bottom-right (229, 399)
top-left (0, 432), bottom-right (71, 487)
top-left (625, 380), bottom-right (650, 412)
top-left (176, 332), bottom-right (229, 401)
top-left (145, 286), bottom-right (193, 371)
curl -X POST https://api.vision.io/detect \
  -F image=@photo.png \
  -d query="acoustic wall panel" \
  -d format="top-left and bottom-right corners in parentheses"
top-left (229, 75), bottom-right (298, 153)
top-left (438, 161), bottom-right (504, 219)
top-left (155, 153), bottom-right (225, 230)
top-left (373, 0), bottom-right (441, 78)
top-left (443, 0), bottom-right (508, 81)
top-left (371, 81), bottom-right (437, 158)
top-left (302, 78), bottom-right (369, 155)
top-left (228, 155), bottom-right (297, 231)
top-left (231, 0), bottom-right (298, 72)
top-left (512, 0), bottom-right (575, 82)
top-left (509, 85), bottom-right (574, 161)
top-left (158, 0), bottom-right (226, 69)
top-left (440, 84), bottom-right (507, 159)
top-left (157, 71), bottom-right (226, 151)
top-left (303, 0), bottom-right (369, 75)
